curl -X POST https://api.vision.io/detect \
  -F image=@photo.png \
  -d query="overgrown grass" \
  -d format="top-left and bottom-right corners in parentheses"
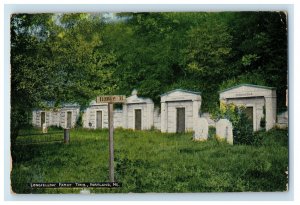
top-left (11, 128), bottom-right (288, 193)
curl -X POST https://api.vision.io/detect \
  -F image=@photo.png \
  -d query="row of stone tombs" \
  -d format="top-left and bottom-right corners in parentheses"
top-left (33, 84), bottom-right (281, 143)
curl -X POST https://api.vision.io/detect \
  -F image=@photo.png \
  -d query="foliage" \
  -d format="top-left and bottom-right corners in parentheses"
top-left (260, 105), bottom-right (266, 129)
top-left (11, 128), bottom-right (288, 193)
top-left (75, 111), bottom-right (83, 128)
top-left (219, 72), bottom-right (267, 91)
top-left (11, 12), bottom-right (288, 142)
top-left (208, 126), bottom-right (216, 138)
top-left (10, 13), bottom-right (117, 150)
top-left (212, 101), bottom-right (255, 145)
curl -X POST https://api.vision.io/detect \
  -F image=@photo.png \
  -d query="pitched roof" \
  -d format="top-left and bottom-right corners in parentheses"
top-left (160, 89), bottom-right (201, 97)
top-left (219, 84), bottom-right (276, 93)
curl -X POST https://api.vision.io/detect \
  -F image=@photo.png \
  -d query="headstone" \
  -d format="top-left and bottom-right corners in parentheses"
top-left (216, 119), bottom-right (233, 145)
top-left (194, 117), bottom-right (208, 141)
top-left (42, 123), bottom-right (48, 133)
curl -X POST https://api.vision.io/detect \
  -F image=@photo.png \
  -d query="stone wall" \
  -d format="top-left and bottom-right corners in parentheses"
top-left (126, 103), bottom-right (148, 129)
top-left (166, 101), bottom-right (194, 133)
top-left (59, 107), bottom-right (80, 128)
top-left (82, 104), bottom-right (108, 129)
top-left (114, 109), bottom-right (124, 128)
top-left (32, 107), bottom-right (80, 128)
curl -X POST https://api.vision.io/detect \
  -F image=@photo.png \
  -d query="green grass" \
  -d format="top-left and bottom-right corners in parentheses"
top-left (11, 128), bottom-right (288, 193)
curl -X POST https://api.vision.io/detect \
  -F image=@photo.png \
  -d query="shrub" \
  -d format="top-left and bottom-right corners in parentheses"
top-left (208, 126), bottom-right (216, 138)
top-left (76, 111), bottom-right (83, 128)
top-left (233, 110), bottom-right (254, 145)
top-left (48, 125), bottom-right (63, 131)
top-left (212, 101), bottom-right (254, 145)
top-left (260, 105), bottom-right (266, 130)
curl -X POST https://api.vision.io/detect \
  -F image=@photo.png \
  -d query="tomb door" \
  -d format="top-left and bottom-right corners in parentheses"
top-left (135, 109), bottom-right (142, 130)
top-left (245, 107), bottom-right (254, 129)
top-left (41, 112), bottom-right (45, 127)
top-left (96, 111), bottom-right (103, 129)
top-left (176, 108), bottom-right (185, 133)
top-left (67, 111), bottom-right (72, 128)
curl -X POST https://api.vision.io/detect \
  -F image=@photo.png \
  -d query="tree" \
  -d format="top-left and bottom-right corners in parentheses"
top-left (10, 13), bottom-right (118, 154)
top-left (11, 14), bottom-right (56, 148)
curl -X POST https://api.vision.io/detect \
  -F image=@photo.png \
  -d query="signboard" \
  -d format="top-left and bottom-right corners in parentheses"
top-left (235, 92), bottom-right (253, 97)
top-left (96, 95), bottom-right (126, 103)
top-left (96, 95), bottom-right (126, 182)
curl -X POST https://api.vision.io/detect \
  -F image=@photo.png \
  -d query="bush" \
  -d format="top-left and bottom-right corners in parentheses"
top-left (76, 111), bottom-right (83, 128)
top-left (212, 102), bottom-right (255, 145)
top-left (208, 126), bottom-right (216, 138)
top-left (233, 110), bottom-right (254, 145)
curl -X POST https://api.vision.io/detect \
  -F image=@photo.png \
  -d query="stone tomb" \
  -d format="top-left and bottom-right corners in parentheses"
top-left (160, 89), bottom-right (202, 133)
top-left (219, 84), bottom-right (277, 131)
top-left (32, 104), bottom-right (80, 129)
top-left (216, 119), bottom-right (233, 145)
top-left (82, 101), bottom-right (108, 129)
top-left (122, 90), bottom-right (154, 130)
top-left (194, 117), bottom-right (208, 141)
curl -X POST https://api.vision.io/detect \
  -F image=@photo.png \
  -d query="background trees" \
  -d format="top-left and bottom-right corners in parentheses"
top-left (11, 12), bottom-right (288, 138)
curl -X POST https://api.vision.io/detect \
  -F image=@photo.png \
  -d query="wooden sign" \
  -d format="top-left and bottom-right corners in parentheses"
top-left (96, 95), bottom-right (126, 104)
top-left (96, 95), bottom-right (126, 182)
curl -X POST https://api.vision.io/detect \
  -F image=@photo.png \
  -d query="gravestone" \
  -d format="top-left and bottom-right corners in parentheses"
top-left (194, 117), bottom-right (208, 141)
top-left (216, 119), bottom-right (233, 145)
top-left (42, 123), bottom-right (48, 133)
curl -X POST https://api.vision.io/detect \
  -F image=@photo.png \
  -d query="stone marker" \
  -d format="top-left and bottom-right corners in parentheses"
top-left (42, 123), bottom-right (48, 133)
top-left (216, 119), bottom-right (233, 145)
top-left (64, 128), bottom-right (70, 144)
top-left (194, 117), bottom-right (208, 141)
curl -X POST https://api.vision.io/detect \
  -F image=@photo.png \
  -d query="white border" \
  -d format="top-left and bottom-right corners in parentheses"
top-left (2, 2), bottom-right (296, 203)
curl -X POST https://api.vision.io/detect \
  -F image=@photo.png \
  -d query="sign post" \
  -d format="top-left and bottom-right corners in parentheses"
top-left (108, 103), bottom-right (114, 182)
top-left (96, 95), bottom-right (126, 182)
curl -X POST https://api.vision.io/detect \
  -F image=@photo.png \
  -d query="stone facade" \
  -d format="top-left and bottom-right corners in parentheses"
top-left (219, 84), bottom-right (277, 131)
top-left (160, 89), bottom-right (201, 133)
top-left (82, 101), bottom-right (108, 129)
top-left (122, 91), bottom-right (154, 130)
top-left (216, 119), bottom-right (233, 145)
top-left (114, 109), bottom-right (124, 128)
top-left (32, 105), bottom-right (80, 128)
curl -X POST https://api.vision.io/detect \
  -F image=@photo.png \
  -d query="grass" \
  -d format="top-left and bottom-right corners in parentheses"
top-left (11, 127), bottom-right (288, 193)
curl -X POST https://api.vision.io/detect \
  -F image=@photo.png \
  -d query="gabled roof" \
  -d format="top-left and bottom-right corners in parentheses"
top-left (160, 89), bottom-right (201, 97)
top-left (219, 84), bottom-right (276, 93)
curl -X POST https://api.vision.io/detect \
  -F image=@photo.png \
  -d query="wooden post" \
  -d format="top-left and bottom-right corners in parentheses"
top-left (108, 103), bottom-right (114, 182)
top-left (64, 128), bottom-right (70, 144)
top-left (96, 95), bottom-right (125, 182)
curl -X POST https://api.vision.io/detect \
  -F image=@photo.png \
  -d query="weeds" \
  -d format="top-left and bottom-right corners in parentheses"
top-left (11, 128), bottom-right (288, 193)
